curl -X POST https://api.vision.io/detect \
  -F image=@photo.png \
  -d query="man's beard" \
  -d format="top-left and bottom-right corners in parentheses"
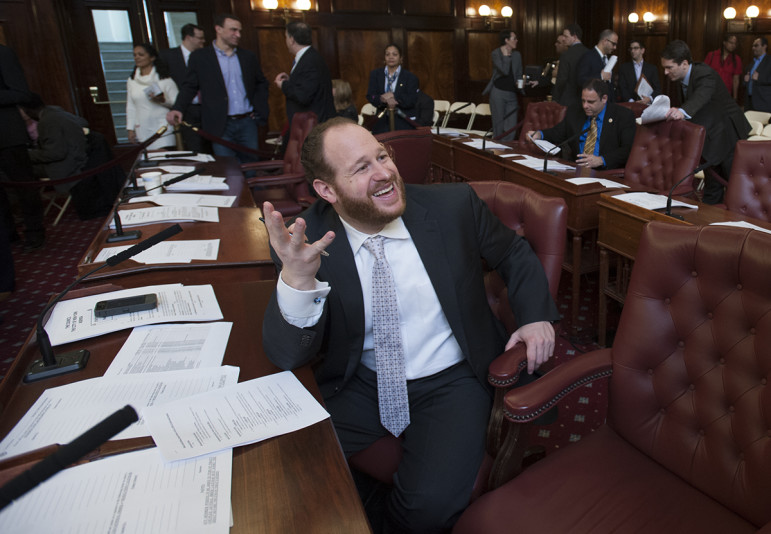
top-left (335, 175), bottom-right (407, 229)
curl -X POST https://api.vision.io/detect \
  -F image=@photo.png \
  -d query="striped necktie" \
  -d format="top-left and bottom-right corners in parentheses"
top-left (584, 118), bottom-right (598, 156)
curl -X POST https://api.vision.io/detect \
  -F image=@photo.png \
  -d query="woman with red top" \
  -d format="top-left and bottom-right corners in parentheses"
top-left (704, 35), bottom-right (743, 100)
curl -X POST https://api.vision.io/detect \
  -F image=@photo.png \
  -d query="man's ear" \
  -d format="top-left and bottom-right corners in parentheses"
top-left (313, 179), bottom-right (337, 204)
top-left (601, 94), bottom-right (609, 104)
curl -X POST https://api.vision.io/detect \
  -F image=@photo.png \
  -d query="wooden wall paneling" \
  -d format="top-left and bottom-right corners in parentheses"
top-left (332, 0), bottom-right (389, 13)
top-left (259, 27), bottom-right (294, 132)
top-left (407, 30), bottom-right (455, 102)
top-left (337, 29), bottom-right (392, 113)
top-left (467, 31), bottom-right (499, 82)
top-left (404, 0), bottom-right (454, 16)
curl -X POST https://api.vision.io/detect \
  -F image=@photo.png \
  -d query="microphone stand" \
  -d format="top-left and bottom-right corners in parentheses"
top-left (538, 125), bottom-right (591, 175)
top-left (25, 224), bottom-right (183, 382)
top-left (484, 108), bottom-right (522, 150)
top-left (436, 102), bottom-right (474, 136)
top-left (664, 163), bottom-right (710, 219)
top-left (123, 125), bottom-right (169, 197)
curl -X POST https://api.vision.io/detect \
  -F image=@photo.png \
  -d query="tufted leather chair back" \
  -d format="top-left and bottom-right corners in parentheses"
top-left (282, 111), bottom-right (318, 175)
top-left (608, 222), bottom-right (771, 527)
top-left (376, 127), bottom-right (434, 184)
top-left (616, 101), bottom-right (647, 118)
top-left (518, 102), bottom-right (566, 141)
top-left (622, 120), bottom-right (706, 194)
top-left (724, 140), bottom-right (771, 222)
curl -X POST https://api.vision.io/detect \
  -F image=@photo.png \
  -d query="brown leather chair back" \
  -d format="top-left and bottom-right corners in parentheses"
top-left (518, 102), bottom-right (566, 141)
top-left (283, 111), bottom-right (318, 175)
top-left (616, 101), bottom-right (647, 118)
top-left (623, 120), bottom-right (706, 194)
top-left (375, 127), bottom-right (433, 184)
top-left (609, 222), bottom-right (771, 527)
top-left (724, 140), bottom-right (771, 222)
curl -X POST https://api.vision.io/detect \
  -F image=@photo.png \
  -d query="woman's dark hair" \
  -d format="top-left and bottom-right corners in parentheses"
top-left (130, 43), bottom-right (171, 79)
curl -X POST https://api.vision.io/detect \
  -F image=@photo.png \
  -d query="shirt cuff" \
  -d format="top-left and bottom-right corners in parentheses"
top-left (276, 272), bottom-right (331, 328)
top-left (679, 107), bottom-right (692, 120)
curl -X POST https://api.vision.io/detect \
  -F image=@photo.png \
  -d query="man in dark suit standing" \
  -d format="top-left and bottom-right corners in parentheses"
top-left (616, 39), bottom-right (661, 104)
top-left (261, 118), bottom-right (558, 532)
top-left (527, 79), bottom-right (636, 170)
top-left (744, 37), bottom-right (771, 112)
top-left (159, 23), bottom-right (207, 152)
top-left (662, 40), bottom-right (751, 204)
top-left (577, 29), bottom-right (618, 102)
top-left (552, 24), bottom-right (588, 107)
top-left (167, 14), bottom-right (269, 164)
top-left (274, 21), bottom-right (335, 146)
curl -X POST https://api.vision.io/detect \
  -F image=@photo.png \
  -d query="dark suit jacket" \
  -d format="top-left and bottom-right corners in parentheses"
top-left (680, 63), bottom-right (750, 165)
top-left (28, 106), bottom-right (88, 181)
top-left (172, 45), bottom-right (269, 137)
top-left (262, 183), bottom-right (559, 399)
top-left (0, 44), bottom-right (32, 149)
top-left (553, 42), bottom-right (588, 107)
top-left (367, 67), bottom-right (420, 133)
top-left (577, 47), bottom-right (616, 102)
top-left (282, 47), bottom-right (335, 126)
top-left (745, 55), bottom-right (771, 113)
top-left (542, 102), bottom-right (636, 169)
top-left (616, 61), bottom-right (661, 102)
top-left (158, 47), bottom-right (187, 92)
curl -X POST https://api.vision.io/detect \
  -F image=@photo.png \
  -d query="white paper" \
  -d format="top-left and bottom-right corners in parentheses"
top-left (164, 175), bottom-right (229, 192)
top-left (105, 322), bottom-right (232, 376)
top-left (636, 76), bottom-right (654, 98)
top-left (603, 55), bottom-right (618, 73)
top-left (710, 220), bottom-right (771, 235)
top-left (533, 139), bottom-right (559, 154)
top-left (435, 130), bottom-right (468, 137)
top-left (566, 177), bottom-right (630, 188)
top-left (636, 94), bottom-right (671, 124)
top-left (44, 284), bottom-right (224, 346)
top-left (462, 139), bottom-right (509, 150)
top-left (0, 447), bottom-right (232, 534)
top-left (0, 366), bottom-right (239, 460)
top-left (160, 165), bottom-right (197, 173)
top-left (613, 192), bottom-right (698, 210)
top-left (128, 194), bottom-right (237, 208)
top-left (508, 153), bottom-right (575, 171)
top-left (148, 150), bottom-right (215, 162)
top-left (93, 239), bottom-right (220, 264)
top-left (145, 371), bottom-right (330, 461)
top-left (110, 206), bottom-right (220, 228)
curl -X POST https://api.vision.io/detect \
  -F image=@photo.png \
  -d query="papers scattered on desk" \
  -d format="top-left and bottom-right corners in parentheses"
top-left (145, 370), bottom-right (330, 461)
top-left (613, 192), bottom-right (698, 211)
top-left (0, 366), bottom-right (239, 460)
top-left (710, 220), bottom-right (771, 235)
top-left (164, 175), bottom-right (229, 192)
top-left (436, 130), bottom-right (468, 138)
top-left (0, 447), bottom-right (232, 534)
top-left (147, 150), bottom-right (216, 163)
top-left (160, 165), bottom-right (197, 173)
top-left (44, 283), bottom-right (223, 346)
top-left (105, 322), bottom-right (232, 376)
top-left (508, 154), bottom-right (576, 172)
top-left (636, 95), bottom-right (670, 125)
top-left (128, 193), bottom-right (236, 208)
top-left (94, 239), bottom-right (220, 264)
top-left (462, 139), bottom-right (509, 150)
top-left (566, 177), bottom-right (630, 188)
top-left (110, 206), bottom-right (219, 228)
top-left (533, 139), bottom-right (559, 154)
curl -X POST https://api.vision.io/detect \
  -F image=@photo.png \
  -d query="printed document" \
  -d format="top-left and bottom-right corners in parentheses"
top-left (463, 139), bottom-right (509, 150)
top-left (0, 447), bottom-right (232, 534)
top-left (110, 206), bottom-right (219, 228)
top-left (164, 175), bottom-right (229, 192)
top-left (566, 177), bottom-right (630, 188)
top-left (636, 95), bottom-right (671, 124)
top-left (128, 194), bottom-right (236, 208)
top-left (0, 366), bottom-right (239, 460)
top-left (711, 220), bottom-right (771, 235)
top-left (44, 283), bottom-right (223, 346)
top-left (145, 370), bottom-right (330, 461)
top-left (104, 322), bottom-right (232, 376)
top-left (613, 192), bottom-right (698, 210)
top-left (93, 239), bottom-right (220, 264)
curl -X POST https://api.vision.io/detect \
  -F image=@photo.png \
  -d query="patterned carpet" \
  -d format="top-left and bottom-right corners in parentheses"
top-left (0, 205), bottom-right (612, 451)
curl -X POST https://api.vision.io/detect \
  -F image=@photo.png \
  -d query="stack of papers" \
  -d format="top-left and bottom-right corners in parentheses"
top-left (637, 95), bottom-right (671, 124)
top-left (505, 153), bottom-right (576, 172)
top-left (711, 220), bottom-right (771, 235)
top-left (128, 193), bottom-right (236, 208)
top-left (164, 175), bottom-right (229, 192)
top-left (94, 239), bottom-right (220, 264)
top-left (566, 177), bottom-right (630, 188)
top-left (110, 206), bottom-right (220, 227)
top-left (613, 192), bottom-right (697, 210)
top-left (463, 139), bottom-right (509, 150)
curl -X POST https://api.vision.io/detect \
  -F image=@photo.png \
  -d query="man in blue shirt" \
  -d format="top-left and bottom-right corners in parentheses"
top-left (744, 37), bottom-right (771, 112)
top-left (526, 78), bottom-right (636, 169)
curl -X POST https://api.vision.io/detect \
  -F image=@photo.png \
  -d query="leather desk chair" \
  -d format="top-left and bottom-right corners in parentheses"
top-left (616, 100), bottom-right (647, 118)
top-left (375, 127), bottom-right (434, 184)
top-left (724, 140), bottom-right (771, 222)
top-left (517, 101), bottom-right (566, 141)
top-left (348, 181), bottom-right (568, 500)
top-left (454, 221), bottom-right (771, 533)
top-left (241, 111), bottom-right (318, 217)
top-left (616, 119), bottom-right (706, 195)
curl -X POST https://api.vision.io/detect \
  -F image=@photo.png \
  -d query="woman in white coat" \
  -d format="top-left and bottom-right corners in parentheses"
top-left (126, 43), bottom-right (177, 149)
top-left (482, 31), bottom-right (522, 141)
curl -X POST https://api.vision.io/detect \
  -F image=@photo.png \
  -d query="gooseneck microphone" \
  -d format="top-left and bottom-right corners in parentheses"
top-left (124, 125), bottom-right (169, 197)
top-left (483, 108), bottom-right (520, 150)
top-left (664, 162), bottom-right (710, 219)
top-left (541, 125), bottom-right (591, 175)
top-left (25, 224), bottom-right (183, 383)
top-left (0, 405), bottom-right (139, 511)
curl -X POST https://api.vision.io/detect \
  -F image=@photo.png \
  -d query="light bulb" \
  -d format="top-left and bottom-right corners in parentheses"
top-left (643, 12), bottom-right (655, 22)
top-left (501, 6), bottom-right (513, 18)
top-left (263, 0), bottom-right (278, 9)
top-left (746, 5), bottom-right (759, 18)
top-left (723, 7), bottom-right (736, 19)
top-left (479, 5), bottom-right (491, 17)
top-left (628, 12), bottom-right (639, 23)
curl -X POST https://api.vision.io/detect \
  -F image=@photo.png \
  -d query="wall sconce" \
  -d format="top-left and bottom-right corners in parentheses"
top-left (628, 12), bottom-right (655, 30)
top-left (628, 12), bottom-right (639, 23)
top-left (745, 5), bottom-right (759, 31)
top-left (254, 0), bottom-right (312, 23)
top-left (478, 4), bottom-right (513, 29)
top-left (723, 7), bottom-right (736, 20)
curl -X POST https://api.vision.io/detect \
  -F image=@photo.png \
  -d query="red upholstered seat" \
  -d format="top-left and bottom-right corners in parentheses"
top-left (616, 100), bottom-right (647, 118)
top-left (518, 101), bottom-right (566, 141)
top-left (454, 222), bottom-right (771, 533)
top-left (725, 140), bottom-right (771, 222)
top-left (375, 127), bottom-right (434, 184)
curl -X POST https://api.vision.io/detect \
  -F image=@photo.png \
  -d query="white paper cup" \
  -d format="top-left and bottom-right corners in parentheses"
top-left (142, 172), bottom-right (162, 195)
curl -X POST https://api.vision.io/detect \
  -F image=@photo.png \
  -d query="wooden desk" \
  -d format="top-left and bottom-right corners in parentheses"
top-left (431, 134), bottom-right (613, 334)
top-left (0, 273), bottom-right (370, 533)
top-left (76, 207), bottom-right (275, 281)
top-left (596, 192), bottom-right (771, 346)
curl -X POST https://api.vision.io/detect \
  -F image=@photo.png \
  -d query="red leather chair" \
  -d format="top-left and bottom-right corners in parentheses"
top-left (375, 127), bottom-right (434, 184)
top-left (724, 140), bottom-right (771, 222)
top-left (241, 111), bottom-right (318, 217)
top-left (517, 101), bottom-right (566, 141)
top-left (616, 100), bottom-right (647, 118)
top-left (616, 119), bottom-right (706, 195)
top-left (348, 181), bottom-right (567, 500)
top-left (454, 221), bottom-right (771, 533)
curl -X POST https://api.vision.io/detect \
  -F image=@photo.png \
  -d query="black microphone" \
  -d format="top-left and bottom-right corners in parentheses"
top-left (541, 125), bottom-right (591, 175)
top-left (25, 224), bottom-right (183, 382)
top-left (124, 125), bottom-right (169, 196)
top-left (393, 108), bottom-right (418, 129)
top-left (664, 163), bottom-right (710, 219)
top-left (0, 406), bottom-right (139, 511)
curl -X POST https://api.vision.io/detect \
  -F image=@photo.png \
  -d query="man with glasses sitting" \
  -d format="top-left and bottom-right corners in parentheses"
top-left (616, 39), bottom-right (661, 104)
top-left (578, 29), bottom-right (618, 102)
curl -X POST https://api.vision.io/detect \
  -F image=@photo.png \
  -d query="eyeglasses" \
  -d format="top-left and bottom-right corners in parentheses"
top-left (606, 39), bottom-right (618, 47)
top-left (629, 46), bottom-right (641, 51)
